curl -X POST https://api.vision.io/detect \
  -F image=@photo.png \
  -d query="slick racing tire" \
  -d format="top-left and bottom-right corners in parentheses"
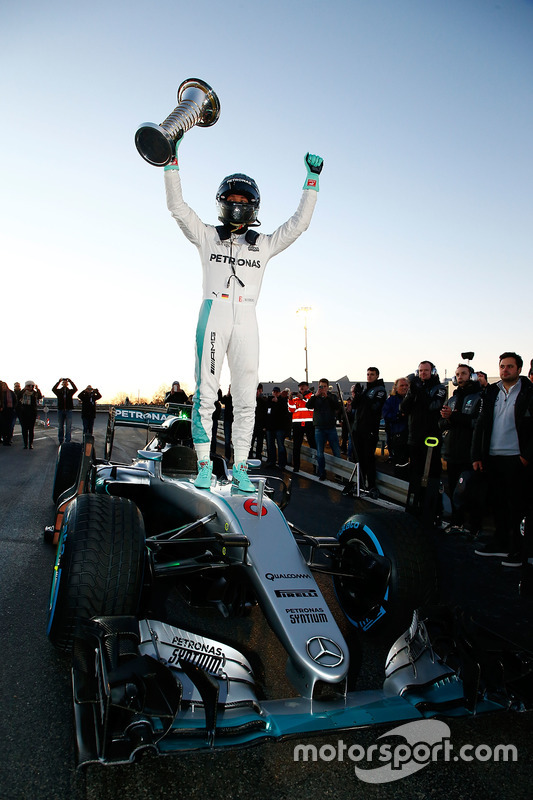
top-left (333, 510), bottom-right (438, 637)
top-left (52, 442), bottom-right (83, 503)
top-left (47, 494), bottom-right (145, 652)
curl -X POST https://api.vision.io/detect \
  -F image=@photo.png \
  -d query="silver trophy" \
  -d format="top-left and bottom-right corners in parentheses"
top-left (135, 78), bottom-right (220, 167)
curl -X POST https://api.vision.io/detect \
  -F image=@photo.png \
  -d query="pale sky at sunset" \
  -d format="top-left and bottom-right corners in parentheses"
top-left (2, 0), bottom-right (532, 401)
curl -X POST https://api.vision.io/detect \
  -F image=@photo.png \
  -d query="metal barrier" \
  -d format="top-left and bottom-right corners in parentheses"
top-left (214, 425), bottom-right (408, 505)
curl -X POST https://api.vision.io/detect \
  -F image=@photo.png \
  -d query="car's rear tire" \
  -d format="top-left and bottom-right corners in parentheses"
top-left (334, 510), bottom-right (438, 637)
top-left (47, 494), bottom-right (146, 652)
top-left (52, 442), bottom-right (83, 503)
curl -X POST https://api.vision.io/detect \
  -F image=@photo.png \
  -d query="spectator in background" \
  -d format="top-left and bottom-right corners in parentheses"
top-left (19, 380), bottom-right (42, 449)
top-left (476, 371), bottom-right (489, 397)
top-left (11, 382), bottom-right (22, 440)
top-left (288, 381), bottom-right (316, 473)
top-left (266, 386), bottom-right (291, 469)
top-left (77, 385), bottom-right (102, 435)
top-left (473, 352), bottom-right (533, 566)
top-left (344, 384), bottom-right (359, 460)
top-left (249, 384), bottom-right (268, 460)
top-left (400, 361), bottom-right (447, 524)
top-left (221, 386), bottom-right (233, 462)
top-left (1, 381), bottom-right (17, 446)
top-left (52, 377), bottom-right (77, 444)
top-left (307, 379), bottom-right (341, 481)
top-left (211, 389), bottom-right (223, 458)
top-left (165, 381), bottom-right (190, 405)
top-left (340, 394), bottom-right (350, 455)
top-left (439, 364), bottom-right (482, 534)
top-left (382, 377), bottom-right (410, 468)
top-left (350, 367), bottom-right (387, 498)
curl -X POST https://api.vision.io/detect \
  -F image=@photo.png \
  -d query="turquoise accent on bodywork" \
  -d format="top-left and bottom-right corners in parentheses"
top-left (47, 522), bottom-right (67, 635)
top-left (192, 300), bottom-right (213, 444)
top-left (148, 687), bottom-right (505, 755)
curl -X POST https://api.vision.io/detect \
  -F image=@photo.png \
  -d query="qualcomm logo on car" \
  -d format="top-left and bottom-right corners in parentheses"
top-left (306, 637), bottom-right (344, 668)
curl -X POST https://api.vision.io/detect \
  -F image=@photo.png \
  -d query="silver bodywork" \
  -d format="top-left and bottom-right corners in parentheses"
top-left (65, 422), bottom-right (532, 765)
top-left (98, 450), bottom-right (349, 699)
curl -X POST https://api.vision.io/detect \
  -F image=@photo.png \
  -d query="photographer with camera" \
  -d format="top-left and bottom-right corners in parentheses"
top-left (52, 377), bottom-right (77, 444)
top-left (77, 385), bottom-right (102, 436)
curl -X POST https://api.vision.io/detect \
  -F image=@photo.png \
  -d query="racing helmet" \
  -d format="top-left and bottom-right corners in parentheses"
top-left (216, 173), bottom-right (260, 227)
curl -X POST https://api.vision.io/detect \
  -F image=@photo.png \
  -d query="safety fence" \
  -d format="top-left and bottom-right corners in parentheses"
top-left (214, 426), bottom-right (409, 506)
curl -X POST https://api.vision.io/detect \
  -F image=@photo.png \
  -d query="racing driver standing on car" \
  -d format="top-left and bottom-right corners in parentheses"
top-left (164, 140), bottom-right (323, 491)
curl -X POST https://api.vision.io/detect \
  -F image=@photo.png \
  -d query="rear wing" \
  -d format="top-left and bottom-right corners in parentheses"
top-left (105, 405), bottom-right (192, 459)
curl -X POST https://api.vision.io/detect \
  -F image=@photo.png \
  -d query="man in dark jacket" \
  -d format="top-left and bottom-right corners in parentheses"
top-left (249, 384), bottom-right (269, 460)
top-left (265, 387), bottom-right (291, 469)
top-left (400, 361), bottom-right (447, 523)
top-left (52, 377), bottom-right (77, 444)
top-left (77, 385), bottom-right (102, 435)
top-left (350, 367), bottom-right (387, 497)
top-left (439, 364), bottom-right (482, 533)
top-left (221, 386), bottom-right (233, 461)
top-left (307, 379), bottom-right (340, 481)
top-left (1, 382), bottom-right (18, 445)
top-left (472, 352), bottom-right (533, 565)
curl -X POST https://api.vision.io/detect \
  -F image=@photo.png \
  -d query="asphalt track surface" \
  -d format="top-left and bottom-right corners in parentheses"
top-left (1, 413), bottom-right (532, 800)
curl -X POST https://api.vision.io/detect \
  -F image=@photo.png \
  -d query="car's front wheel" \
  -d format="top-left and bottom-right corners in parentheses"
top-left (47, 494), bottom-right (146, 652)
top-left (334, 510), bottom-right (438, 637)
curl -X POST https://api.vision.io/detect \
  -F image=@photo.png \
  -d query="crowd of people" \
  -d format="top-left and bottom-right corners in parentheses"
top-left (3, 354), bottom-right (532, 566)
top-left (204, 351), bottom-right (533, 568)
top-left (0, 377), bottom-right (101, 449)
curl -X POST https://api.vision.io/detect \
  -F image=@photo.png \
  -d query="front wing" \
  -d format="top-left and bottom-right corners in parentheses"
top-left (71, 612), bottom-right (533, 766)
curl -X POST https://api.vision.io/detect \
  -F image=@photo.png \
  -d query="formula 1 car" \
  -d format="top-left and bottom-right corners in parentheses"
top-left (46, 413), bottom-right (533, 766)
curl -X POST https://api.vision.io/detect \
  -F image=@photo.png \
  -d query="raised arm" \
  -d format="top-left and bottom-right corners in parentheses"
top-left (265, 153), bottom-right (323, 257)
top-left (164, 137), bottom-right (208, 246)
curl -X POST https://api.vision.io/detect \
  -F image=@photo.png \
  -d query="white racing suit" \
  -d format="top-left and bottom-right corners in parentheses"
top-left (165, 169), bottom-right (317, 462)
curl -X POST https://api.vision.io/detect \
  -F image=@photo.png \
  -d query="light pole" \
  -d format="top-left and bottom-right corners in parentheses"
top-left (296, 306), bottom-right (312, 384)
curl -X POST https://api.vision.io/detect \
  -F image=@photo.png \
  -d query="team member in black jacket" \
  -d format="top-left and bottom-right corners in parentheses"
top-left (265, 387), bottom-right (291, 469)
top-left (472, 352), bottom-right (533, 565)
top-left (439, 364), bottom-right (482, 533)
top-left (350, 367), bottom-right (387, 497)
top-left (400, 361), bottom-right (447, 523)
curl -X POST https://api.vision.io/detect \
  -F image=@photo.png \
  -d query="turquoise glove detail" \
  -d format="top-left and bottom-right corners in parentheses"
top-left (163, 134), bottom-right (184, 171)
top-left (303, 152), bottom-right (323, 191)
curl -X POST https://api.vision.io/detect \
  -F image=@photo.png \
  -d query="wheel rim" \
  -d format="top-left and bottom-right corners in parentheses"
top-left (335, 522), bottom-right (392, 630)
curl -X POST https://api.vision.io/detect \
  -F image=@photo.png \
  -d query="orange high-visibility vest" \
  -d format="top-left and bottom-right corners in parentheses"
top-left (288, 393), bottom-right (314, 425)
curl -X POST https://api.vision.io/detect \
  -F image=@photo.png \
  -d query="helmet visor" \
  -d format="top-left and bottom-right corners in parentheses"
top-left (217, 200), bottom-right (259, 226)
